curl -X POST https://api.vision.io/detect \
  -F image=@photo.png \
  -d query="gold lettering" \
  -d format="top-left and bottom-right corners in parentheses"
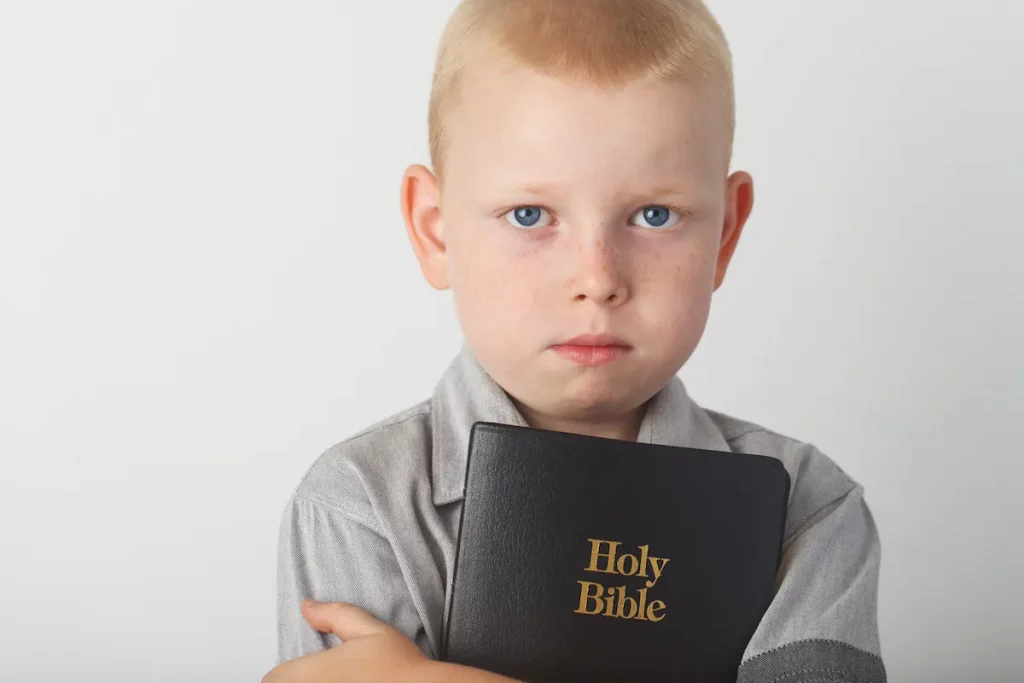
top-left (616, 552), bottom-right (639, 577)
top-left (637, 544), bottom-right (650, 578)
top-left (585, 538), bottom-right (620, 574)
top-left (574, 581), bottom-right (605, 615)
top-left (602, 587), bottom-right (617, 617)
top-left (646, 556), bottom-right (670, 588)
top-left (635, 586), bottom-right (649, 621)
top-left (576, 540), bottom-right (670, 622)
top-left (647, 599), bottom-right (667, 622)
top-left (614, 585), bottom-right (638, 619)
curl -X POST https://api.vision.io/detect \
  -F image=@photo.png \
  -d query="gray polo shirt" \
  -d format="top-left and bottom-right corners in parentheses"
top-left (277, 347), bottom-right (886, 682)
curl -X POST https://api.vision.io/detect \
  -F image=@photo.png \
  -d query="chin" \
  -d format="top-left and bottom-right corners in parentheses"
top-left (552, 376), bottom-right (642, 418)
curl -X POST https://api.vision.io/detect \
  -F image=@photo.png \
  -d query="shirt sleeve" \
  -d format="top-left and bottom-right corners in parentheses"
top-left (736, 482), bottom-right (887, 683)
top-left (276, 494), bottom-right (431, 664)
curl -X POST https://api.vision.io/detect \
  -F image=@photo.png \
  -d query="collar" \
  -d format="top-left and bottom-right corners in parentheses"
top-left (430, 345), bottom-right (731, 506)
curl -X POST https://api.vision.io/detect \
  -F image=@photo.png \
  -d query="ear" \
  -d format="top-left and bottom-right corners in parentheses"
top-left (401, 164), bottom-right (449, 290)
top-left (713, 171), bottom-right (754, 291)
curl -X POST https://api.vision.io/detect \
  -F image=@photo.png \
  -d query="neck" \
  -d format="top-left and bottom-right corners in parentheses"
top-left (512, 400), bottom-right (646, 442)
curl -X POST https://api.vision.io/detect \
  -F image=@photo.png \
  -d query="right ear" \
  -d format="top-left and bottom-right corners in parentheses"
top-left (400, 164), bottom-right (449, 290)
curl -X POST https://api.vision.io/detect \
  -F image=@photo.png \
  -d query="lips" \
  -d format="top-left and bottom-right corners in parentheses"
top-left (550, 334), bottom-right (632, 366)
top-left (560, 333), bottom-right (631, 347)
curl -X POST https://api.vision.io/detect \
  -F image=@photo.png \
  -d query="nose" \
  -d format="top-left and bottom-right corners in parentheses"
top-left (568, 232), bottom-right (630, 307)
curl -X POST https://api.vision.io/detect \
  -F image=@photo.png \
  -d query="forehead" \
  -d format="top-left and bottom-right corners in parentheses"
top-left (443, 56), bottom-right (731, 193)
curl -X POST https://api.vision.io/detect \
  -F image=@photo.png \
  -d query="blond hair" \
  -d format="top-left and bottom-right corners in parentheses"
top-left (427, 0), bottom-right (735, 180)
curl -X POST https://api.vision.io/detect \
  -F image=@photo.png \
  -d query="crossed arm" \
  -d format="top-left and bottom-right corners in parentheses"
top-left (273, 456), bottom-right (885, 683)
top-left (263, 599), bottom-right (518, 683)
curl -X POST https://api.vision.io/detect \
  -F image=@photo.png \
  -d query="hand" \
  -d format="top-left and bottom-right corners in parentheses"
top-left (261, 599), bottom-right (430, 683)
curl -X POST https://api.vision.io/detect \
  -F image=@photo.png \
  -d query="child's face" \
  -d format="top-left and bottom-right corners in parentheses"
top-left (403, 58), bottom-right (752, 432)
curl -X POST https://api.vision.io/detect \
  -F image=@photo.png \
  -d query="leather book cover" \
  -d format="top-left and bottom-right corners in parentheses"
top-left (440, 421), bottom-right (791, 683)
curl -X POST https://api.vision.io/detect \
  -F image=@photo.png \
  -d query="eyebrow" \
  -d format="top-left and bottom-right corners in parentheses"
top-left (643, 186), bottom-right (689, 197)
top-left (516, 183), bottom-right (568, 197)
top-left (510, 184), bottom-right (693, 202)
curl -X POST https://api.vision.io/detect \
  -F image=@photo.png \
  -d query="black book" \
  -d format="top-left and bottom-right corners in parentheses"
top-left (440, 422), bottom-right (790, 683)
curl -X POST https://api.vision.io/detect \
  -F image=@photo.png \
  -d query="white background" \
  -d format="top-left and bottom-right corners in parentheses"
top-left (1, 1), bottom-right (1021, 681)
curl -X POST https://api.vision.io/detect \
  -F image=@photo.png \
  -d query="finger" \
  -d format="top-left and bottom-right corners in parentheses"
top-left (301, 599), bottom-right (391, 640)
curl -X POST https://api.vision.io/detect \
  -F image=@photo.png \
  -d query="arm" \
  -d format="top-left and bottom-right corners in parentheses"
top-left (415, 662), bottom-right (523, 683)
top-left (737, 478), bottom-right (887, 683)
top-left (276, 494), bottom-right (430, 663)
top-left (266, 599), bottom-right (521, 683)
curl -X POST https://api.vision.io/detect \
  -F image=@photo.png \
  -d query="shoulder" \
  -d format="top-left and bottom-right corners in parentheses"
top-left (703, 408), bottom-right (865, 542)
top-left (288, 400), bottom-right (434, 530)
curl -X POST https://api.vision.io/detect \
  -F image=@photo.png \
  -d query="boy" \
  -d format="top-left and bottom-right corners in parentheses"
top-left (265, 0), bottom-right (886, 681)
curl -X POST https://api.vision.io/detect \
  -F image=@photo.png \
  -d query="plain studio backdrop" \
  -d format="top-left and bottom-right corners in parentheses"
top-left (1, 1), bottom-right (1021, 681)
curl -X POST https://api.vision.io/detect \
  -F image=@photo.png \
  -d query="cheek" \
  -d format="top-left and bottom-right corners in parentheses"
top-left (635, 233), bottom-right (718, 330)
top-left (447, 221), bottom-right (545, 329)
top-left (638, 228), bottom-right (716, 286)
top-left (672, 244), bottom-right (718, 295)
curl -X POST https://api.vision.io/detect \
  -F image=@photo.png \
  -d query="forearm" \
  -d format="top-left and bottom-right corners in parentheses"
top-left (411, 661), bottom-right (523, 683)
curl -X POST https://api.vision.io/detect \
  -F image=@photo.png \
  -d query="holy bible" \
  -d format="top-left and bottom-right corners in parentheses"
top-left (440, 422), bottom-right (791, 683)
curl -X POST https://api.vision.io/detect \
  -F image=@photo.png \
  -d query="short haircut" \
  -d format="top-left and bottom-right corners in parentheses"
top-left (428, 0), bottom-right (735, 180)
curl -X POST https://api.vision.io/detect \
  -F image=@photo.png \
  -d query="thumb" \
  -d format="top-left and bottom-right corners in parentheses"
top-left (300, 599), bottom-right (391, 640)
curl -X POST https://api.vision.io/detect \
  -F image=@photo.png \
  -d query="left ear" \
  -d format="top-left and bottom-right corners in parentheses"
top-left (714, 171), bottom-right (754, 291)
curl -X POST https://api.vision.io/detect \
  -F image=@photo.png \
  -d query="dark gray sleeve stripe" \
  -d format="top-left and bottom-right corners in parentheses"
top-left (737, 639), bottom-right (887, 683)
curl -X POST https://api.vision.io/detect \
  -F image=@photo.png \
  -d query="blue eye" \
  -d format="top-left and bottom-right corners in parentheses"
top-left (631, 205), bottom-right (680, 229)
top-left (503, 206), bottom-right (552, 229)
